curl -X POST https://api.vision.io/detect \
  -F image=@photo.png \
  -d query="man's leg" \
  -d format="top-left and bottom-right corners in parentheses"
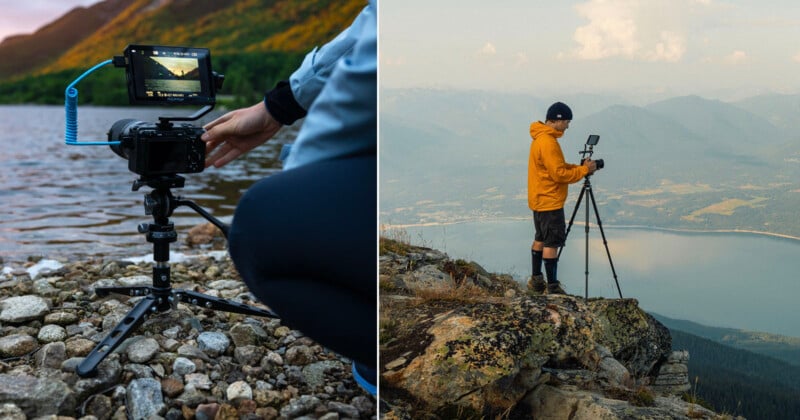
top-left (228, 155), bottom-right (376, 368)
top-left (529, 212), bottom-right (547, 293)
top-left (540, 209), bottom-right (567, 294)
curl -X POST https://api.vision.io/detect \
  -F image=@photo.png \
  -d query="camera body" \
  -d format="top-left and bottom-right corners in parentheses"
top-left (581, 135), bottom-right (605, 170)
top-left (110, 120), bottom-right (205, 176)
top-left (108, 44), bottom-right (223, 178)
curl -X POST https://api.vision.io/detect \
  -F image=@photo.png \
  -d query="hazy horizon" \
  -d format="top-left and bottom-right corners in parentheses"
top-left (380, 0), bottom-right (800, 102)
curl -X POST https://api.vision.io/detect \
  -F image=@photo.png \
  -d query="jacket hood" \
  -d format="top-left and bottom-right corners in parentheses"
top-left (529, 121), bottom-right (563, 140)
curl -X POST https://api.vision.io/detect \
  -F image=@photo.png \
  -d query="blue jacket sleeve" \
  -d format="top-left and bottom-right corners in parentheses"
top-left (282, 0), bottom-right (377, 170)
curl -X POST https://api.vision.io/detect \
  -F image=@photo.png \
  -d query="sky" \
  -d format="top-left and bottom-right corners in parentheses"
top-left (0, 0), bottom-right (100, 43)
top-left (380, 0), bottom-right (800, 101)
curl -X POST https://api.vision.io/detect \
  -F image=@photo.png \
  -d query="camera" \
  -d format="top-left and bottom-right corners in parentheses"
top-left (107, 45), bottom-right (224, 177)
top-left (581, 134), bottom-right (605, 170)
top-left (109, 120), bottom-right (205, 176)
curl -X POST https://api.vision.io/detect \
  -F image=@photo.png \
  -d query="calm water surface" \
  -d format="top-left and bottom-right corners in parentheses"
top-left (398, 220), bottom-right (800, 338)
top-left (0, 105), bottom-right (294, 261)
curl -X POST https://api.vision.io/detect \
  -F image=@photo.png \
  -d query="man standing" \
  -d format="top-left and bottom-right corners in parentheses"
top-left (527, 102), bottom-right (597, 295)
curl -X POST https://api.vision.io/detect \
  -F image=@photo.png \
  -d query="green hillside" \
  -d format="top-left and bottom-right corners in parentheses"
top-left (670, 329), bottom-right (800, 420)
top-left (0, 0), bottom-right (364, 105)
top-left (653, 313), bottom-right (800, 367)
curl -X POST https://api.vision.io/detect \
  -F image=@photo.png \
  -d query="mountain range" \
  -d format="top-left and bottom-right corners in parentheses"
top-left (380, 88), bottom-right (800, 237)
top-left (0, 0), bottom-right (363, 81)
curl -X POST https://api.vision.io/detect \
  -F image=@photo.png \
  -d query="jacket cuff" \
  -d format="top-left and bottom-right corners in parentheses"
top-left (264, 80), bottom-right (307, 125)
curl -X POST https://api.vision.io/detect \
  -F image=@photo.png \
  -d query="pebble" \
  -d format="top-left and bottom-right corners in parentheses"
top-left (0, 253), bottom-right (375, 419)
top-left (173, 356), bottom-right (197, 375)
top-left (0, 295), bottom-right (50, 322)
top-left (197, 331), bottom-right (230, 357)
top-left (37, 324), bottom-right (67, 343)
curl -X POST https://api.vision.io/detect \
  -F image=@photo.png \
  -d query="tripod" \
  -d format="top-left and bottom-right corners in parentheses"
top-left (76, 175), bottom-right (278, 377)
top-left (559, 175), bottom-right (622, 300)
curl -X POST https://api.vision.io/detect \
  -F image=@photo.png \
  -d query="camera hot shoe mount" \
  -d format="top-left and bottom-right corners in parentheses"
top-left (76, 175), bottom-right (278, 377)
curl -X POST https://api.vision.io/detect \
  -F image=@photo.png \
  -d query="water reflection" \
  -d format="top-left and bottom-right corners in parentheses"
top-left (0, 105), bottom-right (294, 261)
top-left (397, 220), bottom-right (800, 337)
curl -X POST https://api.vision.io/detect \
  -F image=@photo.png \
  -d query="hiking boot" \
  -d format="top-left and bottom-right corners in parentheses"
top-left (547, 282), bottom-right (566, 295)
top-left (527, 274), bottom-right (546, 294)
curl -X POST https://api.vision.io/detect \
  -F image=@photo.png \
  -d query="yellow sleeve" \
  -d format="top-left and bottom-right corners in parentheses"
top-left (540, 137), bottom-right (589, 183)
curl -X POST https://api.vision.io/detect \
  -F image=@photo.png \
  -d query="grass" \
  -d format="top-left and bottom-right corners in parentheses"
top-left (412, 279), bottom-right (491, 304)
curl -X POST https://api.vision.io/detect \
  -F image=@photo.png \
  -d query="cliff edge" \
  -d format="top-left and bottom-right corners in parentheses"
top-left (379, 239), bottom-right (738, 419)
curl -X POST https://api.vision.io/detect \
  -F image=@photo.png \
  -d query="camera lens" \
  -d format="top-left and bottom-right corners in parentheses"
top-left (108, 119), bottom-right (142, 159)
top-left (595, 159), bottom-right (605, 169)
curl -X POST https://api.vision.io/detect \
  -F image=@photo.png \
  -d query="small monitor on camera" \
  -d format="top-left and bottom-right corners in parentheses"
top-left (123, 45), bottom-right (217, 106)
top-left (587, 134), bottom-right (599, 145)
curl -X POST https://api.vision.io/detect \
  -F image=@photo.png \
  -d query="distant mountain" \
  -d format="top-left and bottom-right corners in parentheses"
top-left (380, 88), bottom-right (800, 237)
top-left (652, 313), bottom-right (800, 367)
top-left (0, 0), bottom-right (132, 79)
top-left (0, 0), bottom-right (364, 80)
top-left (734, 93), bottom-right (800, 130)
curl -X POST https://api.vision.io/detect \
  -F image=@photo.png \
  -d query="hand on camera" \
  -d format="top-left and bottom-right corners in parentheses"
top-left (201, 103), bottom-right (283, 168)
top-left (583, 158), bottom-right (598, 174)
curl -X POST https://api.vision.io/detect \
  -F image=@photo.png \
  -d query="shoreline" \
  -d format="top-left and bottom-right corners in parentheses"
top-left (381, 216), bottom-right (800, 243)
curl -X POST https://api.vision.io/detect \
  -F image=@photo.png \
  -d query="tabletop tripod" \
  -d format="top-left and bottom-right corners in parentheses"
top-left (558, 136), bottom-right (622, 300)
top-left (76, 175), bottom-right (278, 377)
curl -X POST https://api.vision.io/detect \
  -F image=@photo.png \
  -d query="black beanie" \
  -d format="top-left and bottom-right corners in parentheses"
top-left (546, 102), bottom-right (572, 121)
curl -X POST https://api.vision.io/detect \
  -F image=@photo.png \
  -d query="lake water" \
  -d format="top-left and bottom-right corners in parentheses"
top-left (396, 220), bottom-right (800, 338)
top-left (0, 105), bottom-right (294, 261)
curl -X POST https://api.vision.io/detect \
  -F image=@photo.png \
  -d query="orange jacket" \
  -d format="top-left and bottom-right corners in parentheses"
top-left (528, 121), bottom-right (589, 211)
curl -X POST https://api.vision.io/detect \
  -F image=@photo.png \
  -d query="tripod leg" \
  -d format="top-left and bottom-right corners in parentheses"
top-left (76, 295), bottom-right (158, 377)
top-left (587, 188), bottom-right (623, 299)
top-left (175, 289), bottom-right (279, 318)
top-left (94, 286), bottom-right (152, 298)
top-left (559, 186), bottom-right (586, 259)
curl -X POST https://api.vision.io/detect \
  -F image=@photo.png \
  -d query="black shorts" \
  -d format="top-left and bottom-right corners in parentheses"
top-left (533, 209), bottom-right (566, 248)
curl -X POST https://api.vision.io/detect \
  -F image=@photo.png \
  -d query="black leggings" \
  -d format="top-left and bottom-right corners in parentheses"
top-left (228, 155), bottom-right (376, 368)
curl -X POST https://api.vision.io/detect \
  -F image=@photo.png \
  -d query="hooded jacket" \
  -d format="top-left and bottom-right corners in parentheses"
top-left (528, 121), bottom-right (589, 211)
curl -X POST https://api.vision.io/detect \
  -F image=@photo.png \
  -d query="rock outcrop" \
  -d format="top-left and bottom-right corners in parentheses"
top-left (379, 239), bottom-right (734, 419)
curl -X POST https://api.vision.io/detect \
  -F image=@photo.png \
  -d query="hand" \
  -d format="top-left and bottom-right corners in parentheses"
top-left (201, 102), bottom-right (283, 168)
top-left (583, 158), bottom-right (598, 175)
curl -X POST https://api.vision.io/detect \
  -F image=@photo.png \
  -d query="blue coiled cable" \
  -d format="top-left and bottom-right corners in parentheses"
top-left (64, 59), bottom-right (121, 146)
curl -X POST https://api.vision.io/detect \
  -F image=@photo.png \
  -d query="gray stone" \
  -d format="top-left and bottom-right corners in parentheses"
top-left (207, 279), bottom-right (241, 290)
top-left (0, 403), bottom-right (25, 420)
top-left (234, 345), bottom-right (265, 366)
top-left (35, 341), bottom-right (66, 369)
top-left (125, 363), bottom-right (155, 379)
top-left (32, 278), bottom-right (60, 296)
top-left (350, 396), bottom-right (375, 416)
top-left (185, 373), bottom-right (213, 390)
top-left (197, 331), bottom-right (229, 357)
top-left (0, 334), bottom-right (37, 358)
top-left (126, 378), bottom-right (164, 420)
top-left (72, 359), bottom-right (123, 403)
top-left (229, 322), bottom-right (269, 347)
top-left (117, 275), bottom-right (152, 287)
top-left (285, 345), bottom-right (315, 365)
top-left (44, 311), bottom-right (78, 326)
top-left (172, 357), bottom-right (196, 375)
top-left (303, 360), bottom-right (341, 390)
top-left (37, 324), bottom-right (67, 343)
top-left (0, 295), bottom-right (50, 322)
top-left (280, 395), bottom-right (321, 418)
top-left (0, 373), bottom-right (75, 417)
top-left (328, 401), bottom-right (360, 419)
top-left (127, 337), bottom-right (160, 363)
top-left (226, 380), bottom-right (253, 401)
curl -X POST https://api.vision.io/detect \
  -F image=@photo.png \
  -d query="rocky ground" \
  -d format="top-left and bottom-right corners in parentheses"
top-left (0, 228), bottom-right (375, 419)
top-left (379, 238), bottom-right (740, 420)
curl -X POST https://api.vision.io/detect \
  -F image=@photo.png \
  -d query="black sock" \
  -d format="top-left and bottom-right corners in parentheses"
top-left (544, 258), bottom-right (558, 284)
top-left (531, 249), bottom-right (543, 276)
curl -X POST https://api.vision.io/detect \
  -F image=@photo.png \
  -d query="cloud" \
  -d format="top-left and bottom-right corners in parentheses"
top-left (724, 50), bottom-right (748, 64)
top-left (479, 42), bottom-right (497, 56)
top-left (793, 52), bottom-right (800, 63)
top-left (567, 0), bottom-right (708, 63)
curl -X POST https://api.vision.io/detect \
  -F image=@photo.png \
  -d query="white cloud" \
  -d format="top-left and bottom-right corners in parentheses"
top-left (792, 52), bottom-right (800, 63)
top-left (724, 50), bottom-right (748, 64)
top-left (567, 0), bottom-right (709, 63)
top-left (479, 42), bottom-right (497, 56)
top-left (514, 52), bottom-right (529, 66)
